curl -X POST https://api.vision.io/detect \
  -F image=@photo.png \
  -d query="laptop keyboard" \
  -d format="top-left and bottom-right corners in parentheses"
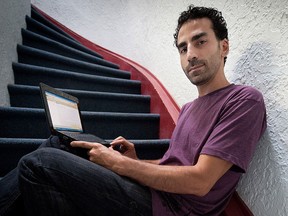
top-left (62, 132), bottom-right (109, 145)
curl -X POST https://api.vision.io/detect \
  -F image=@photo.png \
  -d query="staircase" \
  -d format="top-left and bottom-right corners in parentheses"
top-left (0, 6), bottom-right (170, 178)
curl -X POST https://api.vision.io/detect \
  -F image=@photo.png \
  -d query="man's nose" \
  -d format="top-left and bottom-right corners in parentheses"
top-left (187, 45), bottom-right (198, 62)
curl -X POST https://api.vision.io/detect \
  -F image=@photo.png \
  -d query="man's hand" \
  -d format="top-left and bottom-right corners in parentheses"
top-left (70, 141), bottom-right (123, 170)
top-left (70, 136), bottom-right (138, 170)
top-left (110, 136), bottom-right (138, 160)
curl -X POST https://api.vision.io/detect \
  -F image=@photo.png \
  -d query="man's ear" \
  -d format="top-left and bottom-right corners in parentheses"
top-left (221, 39), bottom-right (229, 58)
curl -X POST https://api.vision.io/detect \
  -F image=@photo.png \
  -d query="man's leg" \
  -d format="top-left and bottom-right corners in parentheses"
top-left (0, 168), bottom-right (25, 216)
top-left (19, 147), bottom-right (152, 216)
top-left (0, 135), bottom-right (67, 216)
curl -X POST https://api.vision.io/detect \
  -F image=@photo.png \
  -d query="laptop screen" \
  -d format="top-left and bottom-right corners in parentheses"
top-left (45, 91), bottom-right (83, 133)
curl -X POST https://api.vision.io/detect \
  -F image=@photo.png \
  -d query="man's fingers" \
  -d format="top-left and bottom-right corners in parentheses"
top-left (111, 137), bottom-right (131, 146)
top-left (111, 136), bottom-right (124, 143)
top-left (70, 141), bottom-right (100, 149)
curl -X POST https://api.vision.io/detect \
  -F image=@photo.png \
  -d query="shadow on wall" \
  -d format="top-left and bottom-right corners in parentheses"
top-left (231, 42), bottom-right (288, 215)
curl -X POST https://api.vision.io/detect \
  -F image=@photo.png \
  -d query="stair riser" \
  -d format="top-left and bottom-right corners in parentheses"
top-left (14, 71), bottom-right (141, 94)
top-left (82, 114), bottom-right (159, 139)
top-left (0, 139), bottom-right (168, 176)
top-left (14, 75), bottom-right (140, 94)
top-left (0, 110), bottom-right (159, 139)
top-left (8, 86), bottom-right (150, 113)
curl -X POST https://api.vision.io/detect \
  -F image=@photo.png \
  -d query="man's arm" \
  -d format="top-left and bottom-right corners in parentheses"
top-left (141, 159), bottom-right (161, 165)
top-left (113, 153), bottom-right (232, 196)
top-left (71, 141), bottom-right (232, 196)
top-left (109, 136), bottom-right (161, 165)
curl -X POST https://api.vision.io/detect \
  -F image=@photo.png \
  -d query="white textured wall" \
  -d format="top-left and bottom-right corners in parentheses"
top-left (0, 0), bottom-right (30, 106)
top-left (31, 0), bottom-right (288, 215)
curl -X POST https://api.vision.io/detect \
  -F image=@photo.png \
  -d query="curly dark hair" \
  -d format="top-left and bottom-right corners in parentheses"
top-left (174, 5), bottom-right (228, 46)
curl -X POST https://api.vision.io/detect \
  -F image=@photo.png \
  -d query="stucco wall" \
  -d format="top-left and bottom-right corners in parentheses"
top-left (0, 0), bottom-right (30, 106)
top-left (31, 0), bottom-right (288, 215)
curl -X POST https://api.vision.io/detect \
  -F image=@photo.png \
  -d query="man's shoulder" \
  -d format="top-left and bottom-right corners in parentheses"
top-left (180, 84), bottom-right (264, 111)
top-left (228, 84), bottom-right (264, 102)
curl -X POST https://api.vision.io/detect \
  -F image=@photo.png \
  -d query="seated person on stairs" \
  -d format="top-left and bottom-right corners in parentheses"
top-left (0, 4), bottom-right (266, 216)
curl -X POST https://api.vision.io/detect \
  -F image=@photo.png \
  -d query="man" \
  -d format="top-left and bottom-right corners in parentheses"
top-left (1, 5), bottom-right (266, 216)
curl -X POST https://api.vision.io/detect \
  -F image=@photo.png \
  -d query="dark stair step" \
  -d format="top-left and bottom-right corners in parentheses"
top-left (17, 45), bottom-right (130, 79)
top-left (0, 138), bottom-right (42, 177)
top-left (25, 15), bottom-right (103, 58)
top-left (0, 107), bottom-right (160, 139)
top-left (31, 6), bottom-right (77, 41)
top-left (21, 29), bottom-right (119, 69)
top-left (0, 138), bottom-right (169, 176)
top-left (13, 63), bottom-right (141, 94)
top-left (8, 84), bottom-right (150, 113)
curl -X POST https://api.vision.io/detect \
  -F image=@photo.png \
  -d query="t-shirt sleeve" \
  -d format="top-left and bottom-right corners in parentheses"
top-left (201, 89), bottom-right (267, 173)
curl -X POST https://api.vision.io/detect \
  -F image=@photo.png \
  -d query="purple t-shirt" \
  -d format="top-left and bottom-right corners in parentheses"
top-left (151, 84), bottom-right (267, 216)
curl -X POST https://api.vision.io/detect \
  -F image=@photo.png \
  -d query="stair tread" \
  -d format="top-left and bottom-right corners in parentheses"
top-left (17, 44), bottom-right (130, 79)
top-left (8, 84), bottom-right (149, 99)
top-left (0, 107), bottom-right (160, 139)
top-left (22, 29), bottom-right (119, 69)
top-left (26, 15), bottom-right (103, 59)
top-left (9, 84), bottom-right (150, 113)
top-left (13, 62), bottom-right (141, 95)
top-left (0, 106), bottom-right (159, 117)
top-left (13, 62), bottom-right (137, 84)
top-left (0, 137), bottom-right (169, 177)
top-left (31, 6), bottom-right (77, 42)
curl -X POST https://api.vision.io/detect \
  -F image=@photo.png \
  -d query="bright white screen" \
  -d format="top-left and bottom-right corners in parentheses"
top-left (46, 92), bottom-right (83, 132)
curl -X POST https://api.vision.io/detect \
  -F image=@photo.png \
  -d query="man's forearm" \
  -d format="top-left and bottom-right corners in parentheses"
top-left (141, 159), bottom-right (161, 165)
top-left (111, 154), bottom-right (232, 197)
top-left (112, 156), bottom-right (207, 196)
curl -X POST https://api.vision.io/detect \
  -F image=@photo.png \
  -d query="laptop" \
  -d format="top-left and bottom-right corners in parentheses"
top-left (40, 83), bottom-right (110, 148)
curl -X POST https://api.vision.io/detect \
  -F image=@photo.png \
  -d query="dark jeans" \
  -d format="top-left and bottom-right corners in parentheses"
top-left (0, 136), bottom-right (152, 216)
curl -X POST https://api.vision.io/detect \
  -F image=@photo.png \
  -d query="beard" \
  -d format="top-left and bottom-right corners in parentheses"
top-left (183, 50), bottom-right (222, 86)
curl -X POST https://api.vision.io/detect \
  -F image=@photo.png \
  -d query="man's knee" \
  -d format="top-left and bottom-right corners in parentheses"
top-left (18, 148), bottom-right (62, 175)
top-left (39, 135), bottom-right (61, 148)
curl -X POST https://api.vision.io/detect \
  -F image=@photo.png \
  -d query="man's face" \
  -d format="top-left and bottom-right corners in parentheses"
top-left (177, 18), bottom-right (228, 86)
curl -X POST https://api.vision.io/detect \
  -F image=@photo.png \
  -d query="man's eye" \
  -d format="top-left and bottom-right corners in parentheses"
top-left (179, 47), bottom-right (187, 54)
top-left (198, 40), bottom-right (207, 46)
